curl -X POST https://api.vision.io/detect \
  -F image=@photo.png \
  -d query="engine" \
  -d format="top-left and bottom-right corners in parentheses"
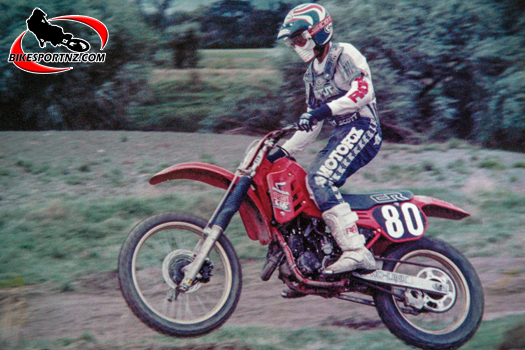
top-left (278, 215), bottom-right (376, 278)
top-left (280, 215), bottom-right (337, 277)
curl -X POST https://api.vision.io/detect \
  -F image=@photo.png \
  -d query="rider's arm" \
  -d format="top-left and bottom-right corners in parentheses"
top-left (281, 120), bottom-right (324, 156)
top-left (306, 74), bottom-right (375, 122)
top-left (326, 74), bottom-right (375, 116)
top-left (307, 44), bottom-right (376, 122)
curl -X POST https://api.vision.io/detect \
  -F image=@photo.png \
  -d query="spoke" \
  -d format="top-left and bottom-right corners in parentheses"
top-left (145, 237), bottom-right (171, 256)
top-left (143, 282), bottom-right (167, 298)
top-left (195, 294), bottom-right (210, 315)
top-left (169, 294), bottom-right (176, 318)
top-left (161, 297), bottom-right (170, 316)
top-left (176, 296), bottom-right (183, 320)
top-left (184, 293), bottom-right (196, 320)
top-left (162, 230), bottom-right (174, 253)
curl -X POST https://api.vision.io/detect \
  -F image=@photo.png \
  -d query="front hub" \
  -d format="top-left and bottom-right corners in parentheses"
top-left (162, 249), bottom-right (213, 293)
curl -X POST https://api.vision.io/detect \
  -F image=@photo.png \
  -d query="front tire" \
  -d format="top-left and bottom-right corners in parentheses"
top-left (118, 212), bottom-right (242, 337)
top-left (374, 237), bottom-right (484, 350)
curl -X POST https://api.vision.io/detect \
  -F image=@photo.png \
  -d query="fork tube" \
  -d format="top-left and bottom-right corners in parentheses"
top-left (179, 224), bottom-right (224, 292)
top-left (179, 175), bottom-right (252, 292)
top-left (204, 172), bottom-right (240, 230)
top-left (212, 176), bottom-right (252, 229)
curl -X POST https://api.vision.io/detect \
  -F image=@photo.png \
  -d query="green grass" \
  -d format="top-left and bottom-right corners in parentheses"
top-left (199, 49), bottom-right (277, 70)
top-left (478, 156), bottom-right (507, 170)
top-left (2, 313), bottom-right (524, 350)
top-left (133, 48), bottom-right (283, 132)
top-left (0, 192), bottom-right (260, 287)
top-left (418, 189), bottom-right (525, 256)
top-left (1, 184), bottom-right (523, 287)
top-left (447, 158), bottom-right (472, 174)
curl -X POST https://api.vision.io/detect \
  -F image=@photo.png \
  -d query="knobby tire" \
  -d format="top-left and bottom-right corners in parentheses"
top-left (118, 212), bottom-right (242, 337)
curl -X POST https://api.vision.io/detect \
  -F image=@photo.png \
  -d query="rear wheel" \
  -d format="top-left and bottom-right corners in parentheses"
top-left (66, 38), bottom-right (90, 52)
top-left (118, 212), bottom-right (242, 337)
top-left (374, 237), bottom-right (484, 350)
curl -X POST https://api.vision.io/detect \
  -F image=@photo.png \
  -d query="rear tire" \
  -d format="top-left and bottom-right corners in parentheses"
top-left (118, 212), bottom-right (242, 337)
top-left (66, 38), bottom-right (90, 52)
top-left (374, 237), bottom-right (484, 350)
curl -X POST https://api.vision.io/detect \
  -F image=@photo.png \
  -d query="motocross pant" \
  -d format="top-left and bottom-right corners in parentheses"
top-left (307, 115), bottom-right (382, 212)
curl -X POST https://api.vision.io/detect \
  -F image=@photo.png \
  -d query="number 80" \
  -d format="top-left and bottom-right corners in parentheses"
top-left (380, 203), bottom-right (425, 238)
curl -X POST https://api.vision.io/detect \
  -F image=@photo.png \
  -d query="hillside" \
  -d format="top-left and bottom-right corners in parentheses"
top-left (0, 131), bottom-right (524, 349)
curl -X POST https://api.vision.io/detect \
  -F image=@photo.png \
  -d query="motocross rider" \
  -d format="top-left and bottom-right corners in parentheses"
top-left (272, 4), bottom-right (382, 283)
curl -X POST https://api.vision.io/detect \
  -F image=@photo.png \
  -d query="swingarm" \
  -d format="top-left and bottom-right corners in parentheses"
top-left (352, 270), bottom-right (450, 296)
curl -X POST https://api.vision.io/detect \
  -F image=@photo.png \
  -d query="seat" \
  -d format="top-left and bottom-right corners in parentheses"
top-left (342, 190), bottom-right (414, 210)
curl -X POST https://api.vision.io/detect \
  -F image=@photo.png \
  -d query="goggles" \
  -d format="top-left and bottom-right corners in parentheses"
top-left (283, 30), bottom-right (312, 48)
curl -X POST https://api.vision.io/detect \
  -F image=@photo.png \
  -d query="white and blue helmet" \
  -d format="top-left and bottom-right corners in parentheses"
top-left (277, 3), bottom-right (333, 61)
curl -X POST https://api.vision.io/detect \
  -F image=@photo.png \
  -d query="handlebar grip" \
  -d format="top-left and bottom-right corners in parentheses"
top-left (282, 124), bottom-right (298, 132)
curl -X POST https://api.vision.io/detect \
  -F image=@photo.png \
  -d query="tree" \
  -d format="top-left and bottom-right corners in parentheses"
top-left (326, 0), bottom-right (525, 149)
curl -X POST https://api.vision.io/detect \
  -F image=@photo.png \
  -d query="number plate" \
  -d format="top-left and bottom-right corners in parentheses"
top-left (372, 202), bottom-right (427, 240)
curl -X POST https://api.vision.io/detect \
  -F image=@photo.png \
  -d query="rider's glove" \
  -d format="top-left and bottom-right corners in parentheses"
top-left (297, 112), bottom-right (316, 132)
top-left (296, 104), bottom-right (333, 132)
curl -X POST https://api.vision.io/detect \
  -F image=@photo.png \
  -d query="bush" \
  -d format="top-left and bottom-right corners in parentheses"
top-left (326, 0), bottom-right (525, 150)
top-left (0, 0), bottom-right (159, 131)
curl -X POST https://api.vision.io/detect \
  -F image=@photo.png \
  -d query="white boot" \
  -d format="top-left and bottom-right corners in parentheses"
top-left (322, 203), bottom-right (376, 274)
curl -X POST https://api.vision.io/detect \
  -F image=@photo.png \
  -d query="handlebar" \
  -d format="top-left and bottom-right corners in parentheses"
top-left (282, 124), bottom-right (298, 132)
top-left (238, 125), bottom-right (297, 173)
top-left (268, 124), bottom-right (298, 141)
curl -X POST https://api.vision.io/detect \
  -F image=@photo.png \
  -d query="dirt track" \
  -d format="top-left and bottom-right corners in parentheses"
top-left (1, 131), bottom-right (524, 347)
top-left (2, 257), bottom-right (525, 346)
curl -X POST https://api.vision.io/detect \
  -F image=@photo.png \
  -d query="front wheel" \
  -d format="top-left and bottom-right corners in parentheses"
top-left (118, 212), bottom-right (242, 337)
top-left (374, 237), bottom-right (484, 350)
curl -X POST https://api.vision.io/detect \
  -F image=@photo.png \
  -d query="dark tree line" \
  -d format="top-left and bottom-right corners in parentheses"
top-left (1, 0), bottom-right (524, 151)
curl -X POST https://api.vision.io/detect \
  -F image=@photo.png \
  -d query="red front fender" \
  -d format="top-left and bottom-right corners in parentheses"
top-left (150, 162), bottom-right (272, 245)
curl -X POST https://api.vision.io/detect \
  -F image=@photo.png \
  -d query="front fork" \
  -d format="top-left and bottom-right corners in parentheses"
top-left (178, 174), bottom-right (253, 292)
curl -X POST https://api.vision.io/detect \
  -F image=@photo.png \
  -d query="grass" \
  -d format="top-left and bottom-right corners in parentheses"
top-left (199, 49), bottom-right (278, 70)
top-left (135, 48), bottom-right (283, 132)
top-left (0, 189), bottom-right (266, 287)
top-left (2, 313), bottom-right (524, 350)
top-left (478, 156), bottom-right (507, 170)
top-left (1, 183), bottom-right (523, 287)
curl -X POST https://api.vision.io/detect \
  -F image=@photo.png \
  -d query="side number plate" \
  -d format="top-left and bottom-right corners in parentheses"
top-left (372, 202), bottom-right (427, 240)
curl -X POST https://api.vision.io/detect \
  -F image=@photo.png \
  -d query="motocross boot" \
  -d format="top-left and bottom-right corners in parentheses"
top-left (322, 203), bottom-right (376, 275)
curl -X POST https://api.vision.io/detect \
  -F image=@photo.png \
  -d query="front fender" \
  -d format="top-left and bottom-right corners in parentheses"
top-left (412, 195), bottom-right (470, 220)
top-left (150, 162), bottom-right (272, 245)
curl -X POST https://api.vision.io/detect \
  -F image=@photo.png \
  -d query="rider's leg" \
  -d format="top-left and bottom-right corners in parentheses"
top-left (307, 116), bottom-right (381, 274)
top-left (321, 202), bottom-right (376, 274)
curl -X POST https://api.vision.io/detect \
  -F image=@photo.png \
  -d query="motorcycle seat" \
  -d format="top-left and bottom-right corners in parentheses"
top-left (342, 190), bottom-right (414, 211)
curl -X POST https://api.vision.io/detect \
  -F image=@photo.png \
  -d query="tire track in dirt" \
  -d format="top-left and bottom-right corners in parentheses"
top-left (1, 258), bottom-right (524, 344)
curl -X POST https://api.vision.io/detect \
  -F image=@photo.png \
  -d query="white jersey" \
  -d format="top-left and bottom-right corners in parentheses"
top-left (282, 42), bottom-right (376, 155)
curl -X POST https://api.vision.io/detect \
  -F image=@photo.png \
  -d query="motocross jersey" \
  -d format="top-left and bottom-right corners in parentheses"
top-left (282, 42), bottom-right (378, 155)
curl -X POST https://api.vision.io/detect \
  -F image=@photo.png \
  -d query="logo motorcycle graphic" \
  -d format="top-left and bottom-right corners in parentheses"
top-left (7, 8), bottom-right (109, 74)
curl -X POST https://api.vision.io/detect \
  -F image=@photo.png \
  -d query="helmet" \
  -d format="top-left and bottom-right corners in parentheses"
top-left (277, 3), bottom-right (333, 62)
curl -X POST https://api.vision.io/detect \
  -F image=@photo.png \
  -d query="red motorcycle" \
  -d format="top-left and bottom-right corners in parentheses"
top-left (118, 126), bottom-right (484, 350)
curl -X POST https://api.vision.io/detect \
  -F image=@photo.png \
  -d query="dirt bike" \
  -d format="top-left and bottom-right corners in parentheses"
top-left (118, 126), bottom-right (484, 350)
top-left (26, 7), bottom-right (91, 53)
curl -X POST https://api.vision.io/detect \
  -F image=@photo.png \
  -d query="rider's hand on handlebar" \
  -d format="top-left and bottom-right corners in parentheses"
top-left (296, 112), bottom-right (317, 132)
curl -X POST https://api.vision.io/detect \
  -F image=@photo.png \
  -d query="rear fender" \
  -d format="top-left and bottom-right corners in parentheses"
top-left (150, 162), bottom-right (272, 244)
top-left (412, 195), bottom-right (470, 220)
top-left (360, 195), bottom-right (470, 255)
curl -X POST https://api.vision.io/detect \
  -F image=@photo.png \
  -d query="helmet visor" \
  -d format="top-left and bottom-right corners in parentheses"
top-left (283, 30), bottom-right (311, 48)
